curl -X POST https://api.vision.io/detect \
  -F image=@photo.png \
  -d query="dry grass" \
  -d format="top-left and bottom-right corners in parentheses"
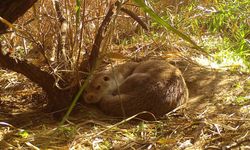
top-left (1, 0), bottom-right (250, 149)
top-left (1, 57), bottom-right (250, 149)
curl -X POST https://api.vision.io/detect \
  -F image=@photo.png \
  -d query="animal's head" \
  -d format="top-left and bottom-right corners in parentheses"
top-left (84, 72), bottom-right (118, 103)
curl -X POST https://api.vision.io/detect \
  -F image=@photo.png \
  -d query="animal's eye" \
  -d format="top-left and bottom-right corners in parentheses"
top-left (103, 76), bottom-right (109, 81)
top-left (96, 85), bottom-right (101, 90)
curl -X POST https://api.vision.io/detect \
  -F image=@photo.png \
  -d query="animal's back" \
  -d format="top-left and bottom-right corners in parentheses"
top-left (99, 60), bottom-right (188, 119)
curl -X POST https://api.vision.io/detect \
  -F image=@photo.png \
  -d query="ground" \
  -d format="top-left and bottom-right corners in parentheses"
top-left (0, 60), bottom-right (250, 149)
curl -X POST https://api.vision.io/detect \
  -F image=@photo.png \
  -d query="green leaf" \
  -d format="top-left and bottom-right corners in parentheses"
top-left (133, 0), bottom-right (203, 51)
top-left (18, 130), bottom-right (29, 138)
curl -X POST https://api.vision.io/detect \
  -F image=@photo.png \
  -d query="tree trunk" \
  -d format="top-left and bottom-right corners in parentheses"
top-left (0, 0), bottom-right (37, 34)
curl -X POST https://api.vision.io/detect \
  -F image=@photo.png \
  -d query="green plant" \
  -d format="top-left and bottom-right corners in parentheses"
top-left (182, 0), bottom-right (249, 71)
top-left (133, 0), bottom-right (204, 52)
top-left (18, 130), bottom-right (29, 138)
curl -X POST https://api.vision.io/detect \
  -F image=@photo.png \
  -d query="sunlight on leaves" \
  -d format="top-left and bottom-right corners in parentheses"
top-left (18, 130), bottom-right (29, 138)
top-left (133, 0), bottom-right (203, 51)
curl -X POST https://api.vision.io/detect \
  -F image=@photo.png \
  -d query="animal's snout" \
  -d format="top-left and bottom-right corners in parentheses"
top-left (86, 93), bottom-right (94, 100)
top-left (84, 93), bottom-right (98, 103)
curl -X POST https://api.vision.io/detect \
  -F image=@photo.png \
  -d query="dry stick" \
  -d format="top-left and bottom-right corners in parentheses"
top-left (225, 131), bottom-right (250, 149)
top-left (120, 7), bottom-right (149, 31)
top-left (0, 17), bottom-right (37, 43)
top-left (88, 2), bottom-right (118, 70)
top-left (0, 0), bottom-right (38, 34)
top-left (0, 41), bottom-right (77, 112)
top-left (53, 0), bottom-right (68, 63)
top-left (53, 0), bottom-right (78, 91)
top-left (0, 45), bottom-right (55, 92)
top-left (1, 13), bottom-right (54, 73)
top-left (0, 16), bottom-right (72, 112)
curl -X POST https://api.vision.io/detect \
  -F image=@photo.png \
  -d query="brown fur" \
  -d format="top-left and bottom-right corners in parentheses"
top-left (84, 62), bottom-right (139, 103)
top-left (84, 60), bottom-right (188, 119)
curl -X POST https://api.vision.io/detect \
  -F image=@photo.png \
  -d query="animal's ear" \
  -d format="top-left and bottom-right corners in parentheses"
top-left (103, 76), bottom-right (110, 81)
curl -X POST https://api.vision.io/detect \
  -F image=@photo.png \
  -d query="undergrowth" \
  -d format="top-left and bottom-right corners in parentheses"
top-left (1, 0), bottom-right (250, 149)
top-left (151, 0), bottom-right (250, 72)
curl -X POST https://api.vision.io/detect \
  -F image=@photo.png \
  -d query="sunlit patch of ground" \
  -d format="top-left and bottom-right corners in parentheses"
top-left (0, 59), bottom-right (250, 149)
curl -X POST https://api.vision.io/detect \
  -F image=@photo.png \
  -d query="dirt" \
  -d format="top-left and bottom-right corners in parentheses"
top-left (0, 60), bottom-right (250, 149)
